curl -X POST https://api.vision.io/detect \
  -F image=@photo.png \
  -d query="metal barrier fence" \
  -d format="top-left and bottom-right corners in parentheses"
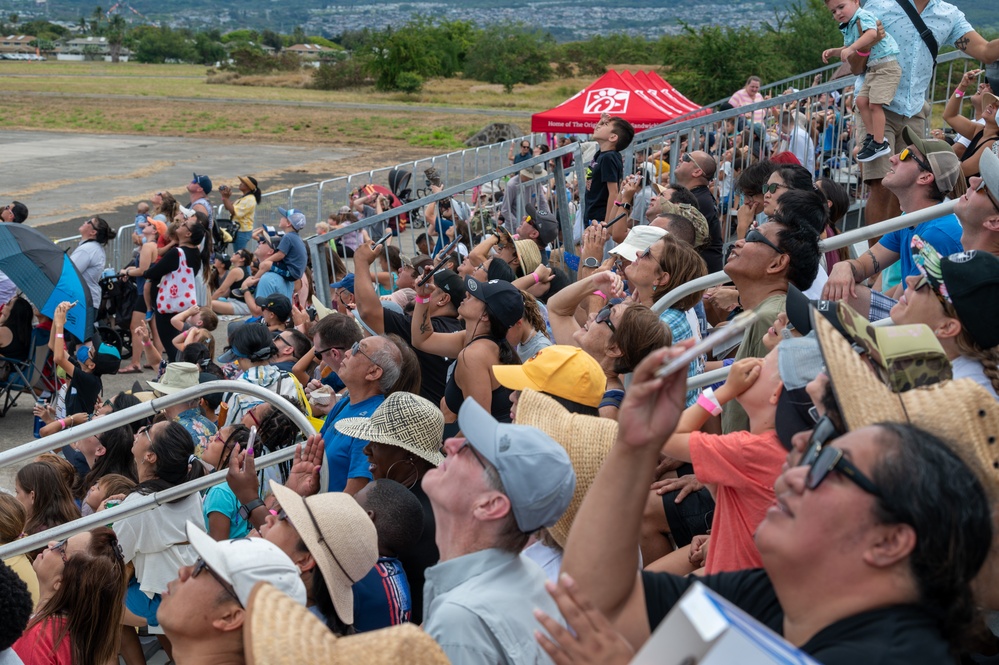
top-left (307, 143), bottom-right (586, 309)
top-left (0, 380), bottom-right (321, 559)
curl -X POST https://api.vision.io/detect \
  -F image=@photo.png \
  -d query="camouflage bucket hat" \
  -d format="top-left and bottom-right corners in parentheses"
top-left (658, 201), bottom-right (709, 250)
top-left (829, 301), bottom-right (951, 393)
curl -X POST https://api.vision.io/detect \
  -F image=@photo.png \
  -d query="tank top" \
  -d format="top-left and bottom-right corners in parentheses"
top-left (442, 337), bottom-right (514, 423)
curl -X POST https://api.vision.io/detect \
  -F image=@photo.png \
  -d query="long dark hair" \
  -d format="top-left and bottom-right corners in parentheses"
top-left (16, 462), bottom-right (80, 537)
top-left (1, 296), bottom-right (33, 346)
top-left (77, 424), bottom-right (138, 499)
top-left (133, 421), bottom-right (207, 495)
top-left (88, 217), bottom-right (117, 246)
top-left (27, 527), bottom-right (126, 665)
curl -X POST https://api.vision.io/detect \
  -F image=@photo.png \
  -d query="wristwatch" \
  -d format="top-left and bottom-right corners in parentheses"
top-left (582, 257), bottom-right (600, 269)
top-left (238, 498), bottom-right (265, 521)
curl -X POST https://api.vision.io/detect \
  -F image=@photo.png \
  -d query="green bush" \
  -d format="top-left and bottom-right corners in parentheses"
top-left (463, 22), bottom-right (554, 93)
top-left (311, 58), bottom-right (368, 90)
top-left (395, 71), bottom-right (424, 94)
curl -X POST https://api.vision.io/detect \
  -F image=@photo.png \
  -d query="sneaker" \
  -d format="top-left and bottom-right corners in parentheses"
top-left (857, 139), bottom-right (891, 163)
top-left (145, 311), bottom-right (153, 321)
top-left (231, 288), bottom-right (245, 299)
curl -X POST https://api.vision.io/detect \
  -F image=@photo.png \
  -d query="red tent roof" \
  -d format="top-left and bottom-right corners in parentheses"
top-left (531, 70), bottom-right (703, 134)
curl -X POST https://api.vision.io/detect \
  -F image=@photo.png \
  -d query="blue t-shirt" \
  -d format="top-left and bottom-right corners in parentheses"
top-left (256, 270), bottom-right (293, 301)
top-left (842, 8), bottom-right (899, 60)
top-left (352, 556), bottom-right (412, 632)
top-left (432, 216), bottom-right (454, 256)
top-left (878, 213), bottom-right (963, 279)
top-left (276, 232), bottom-right (307, 280)
top-left (203, 483), bottom-right (250, 539)
top-left (321, 393), bottom-right (384, 491)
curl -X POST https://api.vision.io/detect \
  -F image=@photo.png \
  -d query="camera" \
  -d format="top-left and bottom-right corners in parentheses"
top-left (424, 166), bottom-right (443, 188)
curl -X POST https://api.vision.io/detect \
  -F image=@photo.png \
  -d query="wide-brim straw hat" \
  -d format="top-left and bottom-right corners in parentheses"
top-left (245, 582), bottom-right (450, 665)
top-left (514, 389), bottom-right (616, 548)
top-left (814, 308), bottom-right (999, 497)
top-left (334, 392), bottom-right (445, 466)
top-left (269, 482), bottom-right (378, 626)
top-left (513, 238), bottom-right (542, 275)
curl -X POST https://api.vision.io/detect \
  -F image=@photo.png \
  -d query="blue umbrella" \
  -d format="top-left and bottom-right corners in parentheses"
top-left (0, 224), bottom-right (93, 341)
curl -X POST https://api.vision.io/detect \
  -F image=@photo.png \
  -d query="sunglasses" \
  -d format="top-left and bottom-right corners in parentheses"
top-left (745, 228), bottom-right (785, 254)
top-left (351, 341), bottom-right (382, 369)
top-left (974, 177), bottom-right (999, 214)
top-left (805, 445), bottom-right (883, 498)
top-left (898, 147), bottom-right (931, 173)
top-left (763, 182), bottom-right (788, 195)
top-left (799, 415), bottom-right (839, 467)
top-left (681, 153), bottom-right (705, 172)
top-left (457, 440), bottom-right (488, 470)
top-left (911, 274), bottom-right (949, 308)
top-left (595, 305), bottom-right (616, 333)
top-left (192, 558), bottom-right (243, 607)
top-left (49, 538), bottom-right (68, 563)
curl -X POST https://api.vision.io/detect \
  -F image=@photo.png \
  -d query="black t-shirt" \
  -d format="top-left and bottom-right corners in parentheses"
top-left (382, 309), bottom-right (463, 407)
top-left (398, 479), bottom-right (438, 625)
top-left (642, 568), bottom-right (953, 665)
top-left (691, 184), bottom-right (724, 273)
top-left (65, 367), bottom-right (102, 416)
top-left (584, 149), bottom-right (624, 224)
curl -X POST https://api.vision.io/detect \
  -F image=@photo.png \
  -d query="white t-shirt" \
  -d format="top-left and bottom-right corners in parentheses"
top-left (114, 491), bottom-right (203, 597)
top-left (802, 265), bottom-right (829, 301)
top-left (952, 355), bottom-right (999, 401)
top-left (70, 241), bottom-right (106, 307)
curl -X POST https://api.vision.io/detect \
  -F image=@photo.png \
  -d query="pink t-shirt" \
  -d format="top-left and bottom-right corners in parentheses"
top-left (13, 617), bottom-right (73, 665)
top-left (689, 429), bottom-right (785, 574)
top-left (728, 89), bottom-right (766, 124)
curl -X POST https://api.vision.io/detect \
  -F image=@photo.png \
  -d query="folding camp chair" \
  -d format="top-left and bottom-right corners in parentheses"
top-left (0, 327), bottom-right (53, 417)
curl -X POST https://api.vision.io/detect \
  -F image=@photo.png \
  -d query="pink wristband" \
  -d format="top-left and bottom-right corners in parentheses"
top-left (58, 418), bottom-right (66, 430)
top-left (414, 295), bottom-right (431, 305)
top-left (954, 90), bottom-right (965, 98)
top-left (592, 290), bottom-right (607, 300)
top-left (56, 333), bottom-right (64, 339)
top-left (697, 393), bottom-right (723, 416)
top-left (532, 272), bottom-right (540, 284)
top-left (855, 49), bottom-right (870, 56)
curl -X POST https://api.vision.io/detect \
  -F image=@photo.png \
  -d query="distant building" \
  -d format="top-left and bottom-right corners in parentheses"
top-left (57, 36), bottom-right (131, 62)
top-left (0, 35), bottom-right (41, 59)
top-left (285, 43), bottom-right (336, 60)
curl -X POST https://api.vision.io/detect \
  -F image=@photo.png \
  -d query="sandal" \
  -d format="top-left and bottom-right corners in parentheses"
top-left (142, 364), bottom-right (155, 370)
top-left (119, 366), bottom-right (143, 374)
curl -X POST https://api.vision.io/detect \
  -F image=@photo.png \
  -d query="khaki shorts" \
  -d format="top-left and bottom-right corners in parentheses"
top-left (857, 59), bottom-right (902, 105)
top-left (855, 99), bottom-right (929, 181)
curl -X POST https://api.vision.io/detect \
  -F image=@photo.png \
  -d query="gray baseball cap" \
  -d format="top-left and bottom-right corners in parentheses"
top-left (457, 397), bottom-right (576, 533)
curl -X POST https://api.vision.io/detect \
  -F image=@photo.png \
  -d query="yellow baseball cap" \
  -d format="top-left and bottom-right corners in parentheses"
top-left (493, 345), bottom-right (607, 408)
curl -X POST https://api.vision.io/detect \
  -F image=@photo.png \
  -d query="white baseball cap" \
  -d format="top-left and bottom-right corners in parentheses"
top-left (186, 521), bottom-right (306, 607)
top-left (609, 225), bottom-right (668, 262)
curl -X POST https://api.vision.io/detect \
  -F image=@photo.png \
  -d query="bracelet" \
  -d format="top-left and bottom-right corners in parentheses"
top-left (532, 272), bottom-right (540, 284)
top-left (56, 333), bottom-right (64, 339)
top-left (142, 341), bottom-right (152, 347)
top-left (58, 418), bottom-right (66, 430)
top-left (954, 90), bottom-right (965, 98)
top-left (414, 295), bottom-right (431, 305)
top-left (613, 200), bottom-right (632, 210)
top-left (592, 290), bottom-right (607, 300)
top-left (697, 388), bottom-right (723, 416)
top-left (855, 49), bottom-right (870, 56)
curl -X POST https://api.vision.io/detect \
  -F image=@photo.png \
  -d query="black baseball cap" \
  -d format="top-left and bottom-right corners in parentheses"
top-left (261, 294), bottom-right (292, 322)
top-left (785, 284), bottom-right (847, 338)
top-left (525, 203), bottom-right (558, 246)
top-left (464, 277), bottom-right (524, 329)
top-left (434, 269), bottom-right (466, 304)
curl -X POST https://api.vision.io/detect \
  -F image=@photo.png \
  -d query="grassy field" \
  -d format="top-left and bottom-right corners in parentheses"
top-left (0, 60), bottom-right (601, 151)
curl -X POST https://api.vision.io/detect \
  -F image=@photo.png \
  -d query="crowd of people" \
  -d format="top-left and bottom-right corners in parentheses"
top-left (1, 3), bottom-right (999, 662)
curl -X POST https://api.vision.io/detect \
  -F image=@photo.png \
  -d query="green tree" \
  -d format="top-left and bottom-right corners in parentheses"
top-left (291, 25), bottom-right (306, 46)
top-left (463, 22), bottom-right (554, 93)
top-left (193, 31), bottom-right (226, 65)
top-left (260, 29), bottom-right (282, 52)
top-left (133, 25), bottom-right (195, 63)
top-left (106, 14), bottom-right (127, 63)
top-left (91, 6), bottom-right (103, 36)
top-left (222, 29), bottom-right (260, 44)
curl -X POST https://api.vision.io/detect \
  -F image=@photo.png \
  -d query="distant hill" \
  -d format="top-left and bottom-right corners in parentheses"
top-left (6, 0), bottom-right (996, 40)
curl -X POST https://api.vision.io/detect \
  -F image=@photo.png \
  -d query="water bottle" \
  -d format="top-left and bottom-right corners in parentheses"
top-left (32, 398), bottom-right (46, 438)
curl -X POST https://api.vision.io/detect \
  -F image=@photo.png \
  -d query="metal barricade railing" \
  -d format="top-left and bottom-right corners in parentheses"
top-left (0, 380), bottom-right (322, 559)
top-left (307, 144), bottom-right (585, 309)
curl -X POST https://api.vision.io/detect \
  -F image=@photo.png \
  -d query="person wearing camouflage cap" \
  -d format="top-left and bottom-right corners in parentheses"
top-left (823, 126), bottom-right (966, 323)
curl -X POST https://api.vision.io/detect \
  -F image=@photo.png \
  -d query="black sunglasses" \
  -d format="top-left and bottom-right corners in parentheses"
top-left (806, 445), bottom-right (883, 498)
top-left (799, 415), bottom-right (839, 467)
top-left (192, 558), bottom-right (242, 607)
top-left (763, 182), bottom-right (788, 194)
top-left (745, 228), bottom-right (785, 254)
top-left (595, 305), bottom-right (616, 333)
top-left (898, 147), bottom-right (932, 173)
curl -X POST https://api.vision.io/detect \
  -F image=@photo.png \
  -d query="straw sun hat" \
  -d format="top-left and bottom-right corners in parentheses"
top-left (268, 482), bottom-right (377, 626)
top-left (514, 389), bottom-right (617, 548)
top-left (813, 305), bottom-right (999, 494)
top-left (245, 582), bottom-right (450, 665)
top-left (513, 238), bottom-right (542, 275)
top-left (334, 392), bottom-right (445, 466)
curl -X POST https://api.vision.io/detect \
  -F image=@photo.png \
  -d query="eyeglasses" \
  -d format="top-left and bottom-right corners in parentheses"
top-left (273, 334), bottom-right (289, 348)
top-left (192, 558), bottom-right (243, 607)
top-left (521, 143), bottom-right (530, 149)
top-left (763, 182), bottom-right (788, 195)
top-left (974, 177), bottom-right (999, 214)
top-left (899, 147), bottom-right (931, 173)
top-left (457, 440), bottom-right (488, 471)
top-left (805, 445), bottom-right (883, 498)
top-left (745, 228), bottom-right (785, 254)
top-left (351, 341), bottom-right (382, 369)
top-left (269, 507), bottom-right (290, 522)
top-left (49, 539), bottom-right (68, 563)
top-left (595, 305), bottom-right (616, 333)
top-left (137, 425), bottom-right (153, 446)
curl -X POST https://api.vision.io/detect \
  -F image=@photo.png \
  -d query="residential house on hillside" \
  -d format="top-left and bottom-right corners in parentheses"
top-left (57, 36), bottom-right (131, 62)
top-left (0, 35), bottom-right (44, 59)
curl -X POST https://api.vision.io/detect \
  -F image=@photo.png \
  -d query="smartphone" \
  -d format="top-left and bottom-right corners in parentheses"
top-left (246, 426), bottom-right (257, 455)
top-left (602, 211), bottom-right (629, 229)
top-left (417, 237), bottom-right (461, 287)
top-left (372, 231), bottom-right (392, 249)
top-left (655, 310), bottom-right (759, 378)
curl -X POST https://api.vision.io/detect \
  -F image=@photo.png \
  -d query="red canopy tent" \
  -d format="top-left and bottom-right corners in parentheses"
top-left (531, 70), bottom-right (703, 134)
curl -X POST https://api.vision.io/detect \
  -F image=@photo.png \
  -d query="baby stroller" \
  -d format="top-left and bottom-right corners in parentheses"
top-left (388, 168), bottom-right (426, 229)
top-left (96, 273), bottom-right (136, 360)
